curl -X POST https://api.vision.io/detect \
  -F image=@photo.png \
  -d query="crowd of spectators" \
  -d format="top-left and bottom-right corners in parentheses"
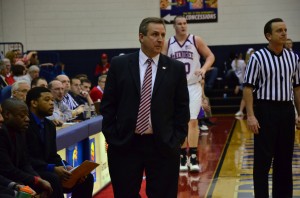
top-left (0, 49), bottom-right (103, 197)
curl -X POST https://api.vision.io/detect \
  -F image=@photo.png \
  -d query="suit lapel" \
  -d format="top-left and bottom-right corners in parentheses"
top-left (128, 52), bottom-right (141, 94)
top-left (153, 54), bottom-right (168, 97)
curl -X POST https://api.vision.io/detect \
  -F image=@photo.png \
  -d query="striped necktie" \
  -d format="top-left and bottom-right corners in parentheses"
top-left (136, 59), bottom-right (152, 134)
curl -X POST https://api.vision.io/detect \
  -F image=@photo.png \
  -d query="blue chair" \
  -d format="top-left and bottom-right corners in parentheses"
top-left (0, 85), bottom-right (12, 103)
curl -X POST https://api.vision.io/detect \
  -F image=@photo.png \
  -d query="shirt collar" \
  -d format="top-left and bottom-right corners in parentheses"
top-left (30, 112), bottom-right (44, 127)
top-left (139, 49), bottom-right (159, 67)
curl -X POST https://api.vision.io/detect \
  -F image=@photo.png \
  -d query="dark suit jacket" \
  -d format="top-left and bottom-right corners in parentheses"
top-left (0, 175), bottom-right (12, 187)
top-left (100, 52), bottom-right (190, 154)
top-left (0, 125), bottom-right (38, 186)
top-left (25, 114), bottom-right (63, 171)
top-left (0, 76), bottom-right (8, 89)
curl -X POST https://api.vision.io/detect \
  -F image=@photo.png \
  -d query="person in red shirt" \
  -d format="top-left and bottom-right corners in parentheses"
top-left (90, 75), bottom-right (106, 102)
top-left (94, 53), bottom-right (110, 77)
top-left (3, 58), bottom-right (15, 85)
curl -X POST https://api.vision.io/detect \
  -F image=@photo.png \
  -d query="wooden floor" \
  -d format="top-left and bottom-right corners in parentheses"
top-left (186, 118), bottom-right (300, 198)
top-left (95, 116), bottom-right (300, 197)
top-left (178, 116), bottom-right (236, 198)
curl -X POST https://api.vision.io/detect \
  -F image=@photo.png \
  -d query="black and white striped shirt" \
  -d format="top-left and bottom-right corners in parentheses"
top-left (243, 47), bottom-right (300, 101)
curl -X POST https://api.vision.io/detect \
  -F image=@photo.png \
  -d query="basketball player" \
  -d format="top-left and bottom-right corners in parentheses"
top-left (163, 15), bottom-right (215, 172)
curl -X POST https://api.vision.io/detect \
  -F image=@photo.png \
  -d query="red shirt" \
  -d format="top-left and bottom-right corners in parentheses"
top-left (90, 86), bottom-right (103, 102)
top-left (94, 63), bottom-right (110, 77)
top-left (5, 74), bottom-right (15, 85)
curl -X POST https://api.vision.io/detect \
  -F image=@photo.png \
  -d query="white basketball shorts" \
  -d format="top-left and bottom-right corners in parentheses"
top-left (188, 82), bottom-right (202, 119)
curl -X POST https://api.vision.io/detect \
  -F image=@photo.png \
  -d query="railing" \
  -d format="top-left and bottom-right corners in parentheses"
top-left (0, 42), bottom-right (24, 59)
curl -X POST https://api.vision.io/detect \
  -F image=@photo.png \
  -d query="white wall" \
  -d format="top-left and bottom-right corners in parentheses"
top-left (0, 0), bottom-right (299, 51)
top-left (0, 0), bottom-right (3, 43)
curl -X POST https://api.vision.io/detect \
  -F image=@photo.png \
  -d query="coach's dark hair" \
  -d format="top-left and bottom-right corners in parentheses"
top-left (139, 17), bottom-right (165, 36)
top-left (26, 87), bottom-right (51, 107)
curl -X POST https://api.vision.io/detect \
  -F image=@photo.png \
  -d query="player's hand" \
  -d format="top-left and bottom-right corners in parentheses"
top-left (194, 68), bottom-right (206, 79)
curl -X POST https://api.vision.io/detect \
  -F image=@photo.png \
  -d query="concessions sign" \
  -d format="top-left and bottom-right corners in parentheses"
top-left (160, 0), bottom-right (218, 24)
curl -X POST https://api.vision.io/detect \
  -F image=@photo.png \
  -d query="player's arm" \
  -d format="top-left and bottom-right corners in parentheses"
top-left (195, 36), bottom-right (215, 74)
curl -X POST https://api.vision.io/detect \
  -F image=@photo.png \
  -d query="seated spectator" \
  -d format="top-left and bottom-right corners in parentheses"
top-left (69, 77), bottom-right (94, 119)
top-left (23, 65), bottom-right (40, 86)
top-left (0, 99), bottom-right (53, 196)
top-left (25, 87), bottom-right (94, 198)
top-left (94, 53), bottom-right (110, 76)
top-left (284, 38), bottom-right (293, 52)
top-left (80, 78), bottom-right (92, 93)
top-left (75, 74), bottom-right (88, 81)
top-left (11, 63), bottom-right (27, 82)
top-left (94, 53), bottom-right (110, 85)
top-left (245, 48), bottom-right (255, 64)
top-left (0, 61), bottom-right (9, 89)
top-left (225, 53), bottom-right (246, 94)
top-left (198, 96), bottom-right (214, 131)
top-left (0, 105), bottom-right (36, 198)
top-left (69, 77), bottom-right (93, 106)
top-left (204, 66), bottom-right (218, 94)
top-left (13, 50), bottom-right (38, 67)
top-left (27, 51), bottom-right (39, 67)
top-left (11, 80), bottom-right (30, 102)
top-left (90, 75), bottom-right (106, 102)
top-left (55, 75), bottom-right (84, 114)
top-left (0, 175), bottom-right (19, 198)
top-left (47, 80), bottom-right (73, 125)
top-left (31, 77), bottom-right (48, 88)
top-left (2, 58), bottom-right (15, 85)
top-left (235, 48), bottom-right (254, 117)
top-left (4, 51), bottom-right (17, 66)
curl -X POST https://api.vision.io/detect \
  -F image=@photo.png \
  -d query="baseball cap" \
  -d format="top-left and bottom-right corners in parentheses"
top-left (101, 53), bottom-right (108, 59)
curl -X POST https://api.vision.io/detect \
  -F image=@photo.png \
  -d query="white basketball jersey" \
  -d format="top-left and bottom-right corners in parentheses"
top-left (167, 34), bottom-right (202, 85)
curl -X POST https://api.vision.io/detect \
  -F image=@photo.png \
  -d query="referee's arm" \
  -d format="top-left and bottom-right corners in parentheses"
top-left (243, 85), bottom-right (260, 134)
top-left (294, 86), bottom-right (300, 129)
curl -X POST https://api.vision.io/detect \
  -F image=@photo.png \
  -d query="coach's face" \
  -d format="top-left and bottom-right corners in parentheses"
top-left (140, 23), bottom-right (166, 58)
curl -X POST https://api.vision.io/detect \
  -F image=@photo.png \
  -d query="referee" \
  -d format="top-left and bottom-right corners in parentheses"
top-left (243, 18), bottom-right (300, 198)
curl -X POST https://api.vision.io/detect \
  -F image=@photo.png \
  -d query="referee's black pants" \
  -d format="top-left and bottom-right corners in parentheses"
top-left (254, 100), bottom-right (295, 198)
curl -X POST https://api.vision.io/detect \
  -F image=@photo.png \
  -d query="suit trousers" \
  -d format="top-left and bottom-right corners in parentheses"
top-left (253, 100), bottom-right (295, 198)
top-left (0, 186), bottom-right (15, 198)
top-left (108, 134), bottom-right (180, 198)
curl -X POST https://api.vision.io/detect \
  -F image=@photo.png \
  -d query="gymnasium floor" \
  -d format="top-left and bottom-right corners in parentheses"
top-left (95, 116), bottom-right (300, 197)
